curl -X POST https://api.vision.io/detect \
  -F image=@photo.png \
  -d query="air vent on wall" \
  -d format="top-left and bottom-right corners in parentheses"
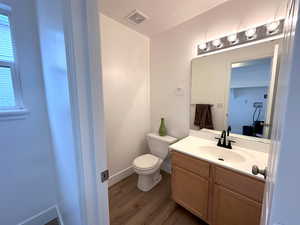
top-left (126, 10), bottom-right (148, 25)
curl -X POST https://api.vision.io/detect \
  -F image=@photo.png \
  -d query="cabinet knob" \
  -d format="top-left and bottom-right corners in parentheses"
top-left (252, 165), bottom-right (267, 179)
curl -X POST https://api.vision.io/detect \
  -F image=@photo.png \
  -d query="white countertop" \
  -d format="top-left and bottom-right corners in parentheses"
top-left (169, 136), bottom-right (268, 181)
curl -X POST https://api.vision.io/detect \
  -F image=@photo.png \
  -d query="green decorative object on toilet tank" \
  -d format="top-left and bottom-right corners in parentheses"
top-left (159, 118), bottom-right (167, 136)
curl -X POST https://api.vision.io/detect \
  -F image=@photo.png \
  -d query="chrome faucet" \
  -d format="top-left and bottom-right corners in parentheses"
top-left (215, 126), bottom-right (235, 149)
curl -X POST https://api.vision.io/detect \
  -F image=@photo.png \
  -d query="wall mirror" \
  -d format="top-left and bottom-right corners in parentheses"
top-left (190, 40), bottom-right (280, 139)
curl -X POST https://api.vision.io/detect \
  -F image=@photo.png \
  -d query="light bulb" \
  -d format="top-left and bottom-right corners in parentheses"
top-left (227, 33), bottom-right (238, 44)
top-left (212, 39), bottom-right (222, 48)
top-left (245, 28), bottom-right (257, 40)
top-left (266, 21), bottom-right (280, 34)
top-left (199, 42), bottom-right (208, 51)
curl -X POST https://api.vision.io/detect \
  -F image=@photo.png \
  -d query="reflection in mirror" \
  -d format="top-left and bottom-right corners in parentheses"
top-left (190, 40), bottom-right (280, 139)
top-left (228, 58), bottom-right (272, 138)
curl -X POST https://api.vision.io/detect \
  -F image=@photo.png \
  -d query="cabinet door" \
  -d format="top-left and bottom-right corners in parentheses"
top-left (172, 166), bottom-right (209, 221)
top-left (213, 184), bottom-right (262, 225)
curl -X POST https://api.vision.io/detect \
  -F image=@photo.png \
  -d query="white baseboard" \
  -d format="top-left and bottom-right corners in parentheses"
top-left (17, 205), bottom-right (58, 225)
top-left (108, 166), bottom-right (134, 187)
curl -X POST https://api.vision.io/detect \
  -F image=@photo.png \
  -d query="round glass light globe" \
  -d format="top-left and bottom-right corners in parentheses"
top-left (267, 21), bottom-right (280, 34)
top-left (245, 28), bottom-right (257, 39)
top-left (212, 39), bottom-right (222, 48)
top-left (199, 43), bottom-right (207, 50)
top-left (227, 33), bottom-right (238, 44)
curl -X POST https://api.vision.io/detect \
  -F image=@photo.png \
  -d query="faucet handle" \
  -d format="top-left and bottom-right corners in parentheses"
top-left (227, 140), bottom-right (236, 149)
top-left (215, 137), bottom-right (222, 147)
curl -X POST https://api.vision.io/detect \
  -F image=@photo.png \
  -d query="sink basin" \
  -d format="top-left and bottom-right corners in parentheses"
top-left (199, 146), bottom-right (246, 163)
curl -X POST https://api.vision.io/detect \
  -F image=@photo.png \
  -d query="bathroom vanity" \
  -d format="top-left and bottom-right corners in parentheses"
top-left (169, 130), bottom-right (269, 225)
top-left (177, 36), bottom-right (279, 225)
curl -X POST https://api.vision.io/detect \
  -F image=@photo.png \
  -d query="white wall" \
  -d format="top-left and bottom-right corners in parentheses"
top-left (0, 0), bottom-right (57, 224)
top-left (230, 59), bottom-right (272, 88)
top-left (100, 14), bottom-right (150, 185)
top-left (35, 0), bottom-right (84, 225)
top-left (151, 0), bottom-right (286, 138)
top-left (228, 87), bottom-right (268, 134)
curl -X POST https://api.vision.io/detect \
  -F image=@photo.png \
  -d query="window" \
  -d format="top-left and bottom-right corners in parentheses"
top-left (0, 9), bottom-right (25, 114)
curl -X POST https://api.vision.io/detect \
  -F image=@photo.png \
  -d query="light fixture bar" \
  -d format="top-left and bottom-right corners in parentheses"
top-left (197, 19), bottom-right (284, 55)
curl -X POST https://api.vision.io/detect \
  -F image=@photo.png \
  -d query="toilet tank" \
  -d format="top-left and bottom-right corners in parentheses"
top-left (147, 133), bottom-right (177, 159)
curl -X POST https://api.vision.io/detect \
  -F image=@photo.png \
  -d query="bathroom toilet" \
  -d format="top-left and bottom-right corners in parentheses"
top-left (133, 133), bottom-right (177, 192)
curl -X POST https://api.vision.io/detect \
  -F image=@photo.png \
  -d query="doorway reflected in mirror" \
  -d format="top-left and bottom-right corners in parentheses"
top-left (228, 57), bottom-right (272, 138)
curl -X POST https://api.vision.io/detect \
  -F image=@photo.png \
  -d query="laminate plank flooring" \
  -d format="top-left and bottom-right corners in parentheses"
top-left (109, 171), bottom-right (208, 225)
top-left (45, 218), bottom-right (60, 225)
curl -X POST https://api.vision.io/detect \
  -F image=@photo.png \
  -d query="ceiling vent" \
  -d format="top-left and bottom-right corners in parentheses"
top-left (126, 10), bottom-right (148, 25)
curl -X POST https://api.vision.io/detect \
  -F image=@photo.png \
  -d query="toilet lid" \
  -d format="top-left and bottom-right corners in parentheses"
top-left (133, 154), bottom-right (160, 170)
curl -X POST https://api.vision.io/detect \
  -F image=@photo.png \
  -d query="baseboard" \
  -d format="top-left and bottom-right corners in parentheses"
top-left (109, 166), bottom-right (134, 187)
top-left (17, 205), bottom-right (58, 225)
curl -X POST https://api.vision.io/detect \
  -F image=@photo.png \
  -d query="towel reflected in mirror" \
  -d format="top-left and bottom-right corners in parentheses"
top-left (194, 104), bottom-right (214, 130)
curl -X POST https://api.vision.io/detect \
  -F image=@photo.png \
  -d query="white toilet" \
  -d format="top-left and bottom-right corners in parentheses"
top-left (133, 133), bottom-right (177, 192)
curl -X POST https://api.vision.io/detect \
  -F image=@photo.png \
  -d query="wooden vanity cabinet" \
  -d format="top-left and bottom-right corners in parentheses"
top-left (171, 151), bottom-right (265, 225)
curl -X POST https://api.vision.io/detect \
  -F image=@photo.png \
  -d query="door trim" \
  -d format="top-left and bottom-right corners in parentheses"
top-left (62, 0), bottom-right (109, 224)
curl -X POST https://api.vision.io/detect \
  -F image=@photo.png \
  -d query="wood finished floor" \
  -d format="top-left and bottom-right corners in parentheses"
top-left (45, 218), bottom-right (59, 225)
top-left (109, 172), bottom-right (208, 225)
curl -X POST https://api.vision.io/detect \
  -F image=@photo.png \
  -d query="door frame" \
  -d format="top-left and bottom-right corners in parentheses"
top-left (262, 0), bottom-right (300, 224)
top-left (263, 44), bottom-right (279, 138)
top-left (62, 0), bottom-right (109, 224)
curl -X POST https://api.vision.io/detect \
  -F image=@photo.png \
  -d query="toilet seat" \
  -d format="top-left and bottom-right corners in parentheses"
top-left (133, 154), bottom-right (160, 171)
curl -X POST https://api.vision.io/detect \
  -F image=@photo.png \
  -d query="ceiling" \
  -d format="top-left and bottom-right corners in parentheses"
top-left (99, 0), bottom-right (229, 37)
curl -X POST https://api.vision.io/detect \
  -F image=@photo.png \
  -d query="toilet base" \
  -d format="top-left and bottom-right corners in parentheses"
top-left (137, 170), bottom-right (162, 192)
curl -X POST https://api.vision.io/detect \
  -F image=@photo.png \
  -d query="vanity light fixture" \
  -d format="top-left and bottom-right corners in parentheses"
top-left (245, 28), bottom-right (257, 40)
top-left (212, 39), bottom-right (223, 48)
top-left (227, 33), bottom-right (238, 44)
top-left (197, 19), bottom-right (284, 56)
top-left (266, 21), bottom-right (280, 35)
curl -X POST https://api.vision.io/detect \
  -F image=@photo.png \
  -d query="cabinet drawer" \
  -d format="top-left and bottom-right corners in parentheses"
top-left (171, 151), bottom-right (210, 179)
top-left (214, 166), bottom-right (265, 202)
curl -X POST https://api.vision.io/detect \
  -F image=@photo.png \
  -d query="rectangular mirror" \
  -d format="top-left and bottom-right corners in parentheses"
top-left (190, 40), bottom-right (280, 139)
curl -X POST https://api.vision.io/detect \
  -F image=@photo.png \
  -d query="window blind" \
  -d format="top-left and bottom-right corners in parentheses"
top-left (0, 13), bottom-right (14, 62)
top-left (0, 13), bottom-right (16, 108)
top-left (0, 66), bottom-right (15, 107)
